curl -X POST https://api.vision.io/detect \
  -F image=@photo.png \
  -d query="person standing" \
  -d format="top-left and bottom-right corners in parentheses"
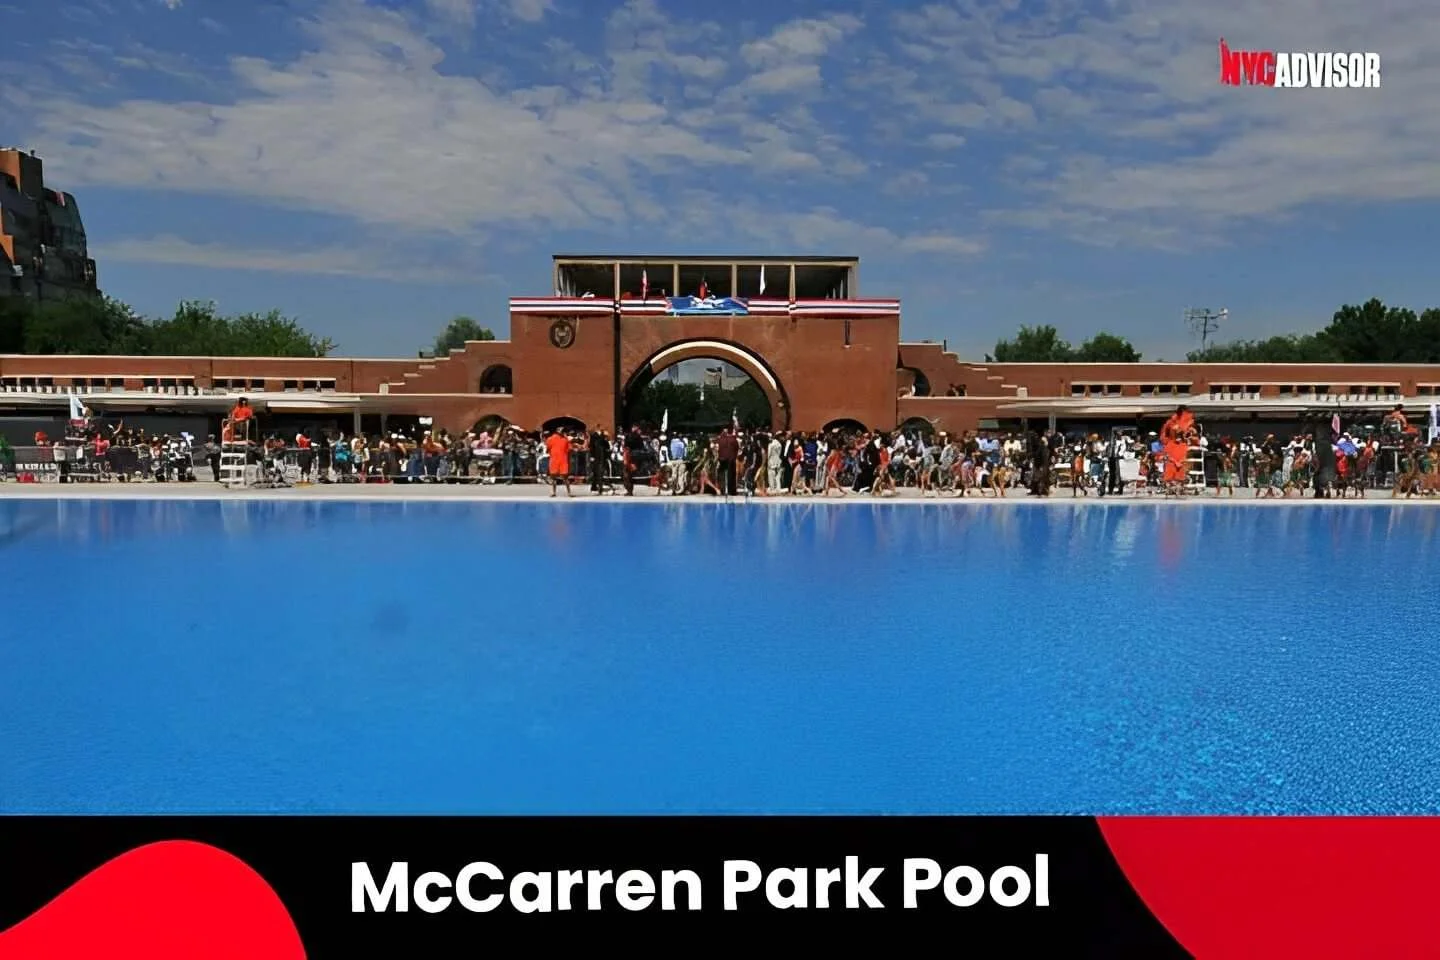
top-left (588, 428), bottom-right (610, 494)
top-left (545, 429), bottom-right (573, 497)
top-left (716, 426), bottom-right (739, 496)
top-left (766, 432), bottom-right (783, 493)
top-left (623, 426), bottom-right (645, 496)
top-left (1106, 431), bottom-right (1123, 495)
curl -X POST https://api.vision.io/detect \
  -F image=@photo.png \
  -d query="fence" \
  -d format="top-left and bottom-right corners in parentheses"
top-left (0, 444), bottom-right (652, 486)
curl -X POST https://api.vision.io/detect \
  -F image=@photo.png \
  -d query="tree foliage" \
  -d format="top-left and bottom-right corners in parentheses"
top-left (627, 377), bottom-right (772, 431)
top-left (987, 324), bottom-right (1142, 363)
top-left (432, 315), bottom-right (496, 356)
top-left (1187, 299), bottom-right (1440, 364)
top-left (1074, 332), bottom-right (1142, 363)
top-left (1186, 334), bottom-right (1338, 363)
top-left (0, 295), bottom-right (333, 357)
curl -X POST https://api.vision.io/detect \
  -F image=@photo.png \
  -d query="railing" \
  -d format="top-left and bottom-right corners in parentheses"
top-left (0, 443), bottom-right (649, 486)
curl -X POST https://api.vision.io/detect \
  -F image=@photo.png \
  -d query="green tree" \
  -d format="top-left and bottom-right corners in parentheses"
top-left (627, 374), bottom-right (773, 430)
top-left (987, 324), bottom-right (1073, 362)
top-left (229, 309), bottom-right (334, 357)
top-left (1074, 332), bottom-right (1142, 363)
top-left (147, 300), bottom-right (235, 355)
top-left (21, 296), bottom-right (152, 354)
top-left (1315, 298), bottom-right (1440, 364)
top-left (147, 301), bottom-right (332, 357)
top-left (0, 296), bottom-right (30, 353)
top-left (432, 315), bottom-right (495, 356)
top-left (1187, 334), bottom-right (1338, 363)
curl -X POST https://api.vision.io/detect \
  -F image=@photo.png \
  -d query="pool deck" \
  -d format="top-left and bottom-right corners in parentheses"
top-left (0, 481), bottom-right (1432, 505)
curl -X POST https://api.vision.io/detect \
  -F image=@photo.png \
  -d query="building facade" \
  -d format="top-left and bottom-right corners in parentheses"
top-left (0, 148), bottom-right (100, 301)
top-left (3, 253), bottom-right (1440, 437)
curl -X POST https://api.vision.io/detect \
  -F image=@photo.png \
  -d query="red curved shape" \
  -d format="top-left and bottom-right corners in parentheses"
top-left (1099, 817), bottom-right (1440, 959)
top-left (0, 840), bottom-right (305, 960)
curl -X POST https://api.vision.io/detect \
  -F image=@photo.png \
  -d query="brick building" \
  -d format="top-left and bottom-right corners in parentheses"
top-left (3, 252), bottom-right (1440, 439)
top-left (0, 148), bottom-right (100, 301)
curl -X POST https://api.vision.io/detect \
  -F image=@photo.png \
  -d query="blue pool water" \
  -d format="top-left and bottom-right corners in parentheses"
top-left (2, 498), bottom-right (1438, 815)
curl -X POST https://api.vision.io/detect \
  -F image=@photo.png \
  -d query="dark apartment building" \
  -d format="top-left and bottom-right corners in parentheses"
top-left (0, 147), bottom-right (99, 301)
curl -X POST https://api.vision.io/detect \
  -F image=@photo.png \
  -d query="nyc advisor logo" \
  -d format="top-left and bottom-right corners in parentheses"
top-left (1219, 39), bottom-right (1381, 88)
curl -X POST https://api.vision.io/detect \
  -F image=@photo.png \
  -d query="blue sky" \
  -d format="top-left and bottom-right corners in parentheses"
top-left (2, 0), bottom-right (1435, 359)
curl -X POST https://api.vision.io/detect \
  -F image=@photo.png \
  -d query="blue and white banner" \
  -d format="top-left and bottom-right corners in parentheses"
top-left (666, 296), bottom-right (749, 316)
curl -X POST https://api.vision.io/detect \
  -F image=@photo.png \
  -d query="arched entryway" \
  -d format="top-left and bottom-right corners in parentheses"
top-left (822, 418), bottom-right (868, 436)
top-left (622, 339), bottom-right (790, 432)
top-left (898, 366), bottom-right (931, 397)
top-left (897, 416), bottom-right (938, 438)
top-left (541, 416), bottom-right (586, 434)
top-left (473, 414), bottom-right (511, 435)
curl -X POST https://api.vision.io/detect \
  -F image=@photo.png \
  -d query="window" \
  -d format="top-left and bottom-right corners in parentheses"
top-left (480, 365), bottom-right (513, 395)
top-left (283, 380), bottom-right (299, 391)
top-left (1420, 386), bottom-right (1437, 397)
top-left (1071, 384), bottom-right (1087, 397)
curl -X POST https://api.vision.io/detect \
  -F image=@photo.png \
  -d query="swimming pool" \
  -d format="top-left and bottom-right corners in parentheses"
top-left (2, 498), bottom-right (1437, 814)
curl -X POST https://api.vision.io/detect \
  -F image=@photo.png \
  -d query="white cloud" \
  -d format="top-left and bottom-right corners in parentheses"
top-left (93, 235), bottom-right (480, 283)
top-left (17, 0), bottom-right (896, 250)
top-left (507, 0), bottom-right (553, 21)
top-left (160, 0), bottom-right (182, 8)
top-left (21, 0), bottom-right (1430, 266)
top-left (877, 0), bottom-right (1440, 245)
top-left (740, 14), bottom-right (862, 67)
top-left (425, 0), bottom-right (477, 29)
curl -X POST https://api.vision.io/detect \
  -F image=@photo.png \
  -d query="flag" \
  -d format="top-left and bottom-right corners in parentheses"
top-left (68, 394), bottom-right (85, 421)
top-left (1331, 413), bottom-right (1341, 436)
top-left (661, 409), bottom-right (668, 433)
top-left (641, 269), bottom-right (649, 301)
top-left (759, 265), bottom-right (766, 295)
top-left (698, 278), bottom-right (708, 299)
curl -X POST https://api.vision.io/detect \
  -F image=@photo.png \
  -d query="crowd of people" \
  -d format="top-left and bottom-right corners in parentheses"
top-left (520, 406), bottom-right (1440, 500)
top-left (4, 400), bottom-right (1437, 499)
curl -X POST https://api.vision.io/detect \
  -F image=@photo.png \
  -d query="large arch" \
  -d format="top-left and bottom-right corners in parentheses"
top-left (541, 416), bottom-right (586, 433)
top-left (622, 338), bottom-right (792, 431)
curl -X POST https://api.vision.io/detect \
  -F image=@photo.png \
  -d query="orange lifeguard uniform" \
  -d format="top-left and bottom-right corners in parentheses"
top-left (545, 433), bottom-right (571, 477)
top-left (1160, 409), bottom-right (1195, 485)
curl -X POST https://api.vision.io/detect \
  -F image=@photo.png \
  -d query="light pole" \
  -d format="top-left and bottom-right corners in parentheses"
top-left (1184, 307), bottom-right (1228, 355)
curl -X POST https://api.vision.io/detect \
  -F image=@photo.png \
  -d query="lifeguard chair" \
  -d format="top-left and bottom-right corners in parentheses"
top-left (219, 399), bottom-right (257, 487)
top-left (1186, 445), bottom-right (1207, 493)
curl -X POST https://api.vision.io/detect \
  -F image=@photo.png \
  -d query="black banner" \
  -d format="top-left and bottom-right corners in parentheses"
top-left (0, 817), bottom-right (1186, 956)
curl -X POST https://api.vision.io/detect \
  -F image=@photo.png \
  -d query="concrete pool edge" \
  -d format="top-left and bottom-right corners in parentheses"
top-left (1, 485), bottom-right (1436, 506)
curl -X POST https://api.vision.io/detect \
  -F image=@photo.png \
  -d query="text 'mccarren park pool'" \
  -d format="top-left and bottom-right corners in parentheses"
top-left (2, 498), bottom-right (1437, 815)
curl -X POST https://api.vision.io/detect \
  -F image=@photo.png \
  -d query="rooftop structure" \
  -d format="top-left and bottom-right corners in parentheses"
top-left (553, 253), bottom-right (858, 301)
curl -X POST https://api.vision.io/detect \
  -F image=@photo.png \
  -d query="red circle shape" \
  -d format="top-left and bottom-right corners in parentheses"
top-left (1099, 817), bottom-right (1440, 959)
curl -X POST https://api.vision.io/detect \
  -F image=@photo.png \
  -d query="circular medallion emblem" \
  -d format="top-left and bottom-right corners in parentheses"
top-left (549, 319), bottom-right (576, 349)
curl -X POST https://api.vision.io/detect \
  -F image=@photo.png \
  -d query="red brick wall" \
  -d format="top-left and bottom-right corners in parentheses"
top-left (7, 314), bottom-right (1440, 437)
